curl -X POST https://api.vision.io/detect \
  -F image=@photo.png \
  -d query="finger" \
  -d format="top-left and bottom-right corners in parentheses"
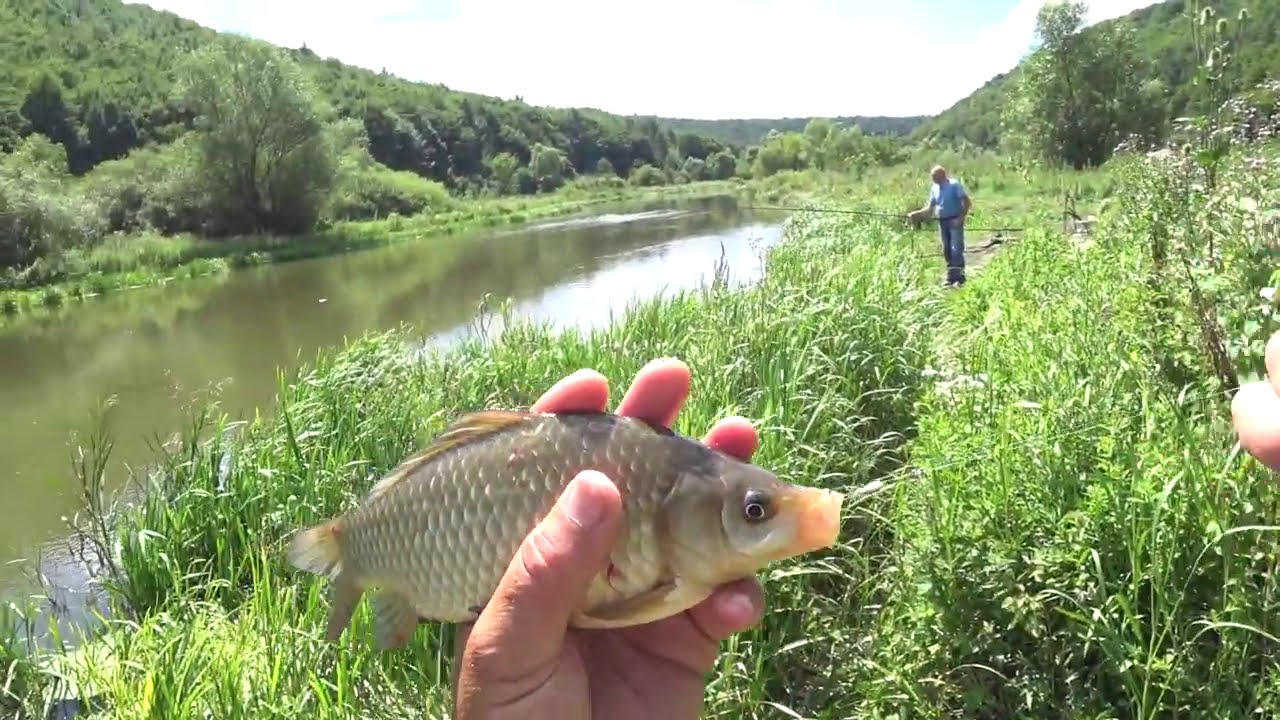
top-left (464, 470), bottom-right (622, 674)
top-left (452, 622), bottom-right (474, 670)
top-left (703, 416), bottom-right (759, 461)
top-left (1233, 380), bottom-right (1280, 471)
top-left (685, 577), bottom-right (765, 642)
top-left (1267, 332), bottom-right (1280, 398)
top-left (620, 577), bottom-right (765, 674)
top-left (616, 357), bottom-right (691, 428)
top-left (531, 368), bottom-right (609, 414)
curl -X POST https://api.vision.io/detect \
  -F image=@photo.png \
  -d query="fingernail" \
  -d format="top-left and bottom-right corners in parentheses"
top-left (561, 473), bottom-right (606, 530)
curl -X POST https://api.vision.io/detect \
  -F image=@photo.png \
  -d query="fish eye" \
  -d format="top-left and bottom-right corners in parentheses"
top-left (743, 490), bottom-right (771, 522)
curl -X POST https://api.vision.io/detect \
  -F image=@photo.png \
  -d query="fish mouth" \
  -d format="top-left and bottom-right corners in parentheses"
top-left (762, 484), bottom-right (844, 558)
top-left (779, 486), bottom-right (844, 555)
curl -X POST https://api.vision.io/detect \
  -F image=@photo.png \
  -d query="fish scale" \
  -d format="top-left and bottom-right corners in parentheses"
top-left (341, 412), bottom-right (686, 621)
top-left (287, 408), bottom-right (845, 650)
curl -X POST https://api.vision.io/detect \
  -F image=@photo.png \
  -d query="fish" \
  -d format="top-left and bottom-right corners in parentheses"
top-left (286, 409), bottom-right (845, 650)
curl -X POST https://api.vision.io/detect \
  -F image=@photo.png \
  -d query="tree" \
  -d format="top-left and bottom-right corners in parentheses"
top-left (707, 150), bottom-right (737, 180)
top-left (803, 118), bottom-right (837, 170)
top-left (1000, 0), bottom-right (1161, 169)
top-left (488, 152), bottom-right (520, 193)
top-left (753, 131), bottom-right (812, 177)
top-left (529, 143), bottom-right (571, 192)
top-left (828, 125), bottom-right (871, 171)
top-left (175, 36), bottom-right (343, 234)
top-left (681, 156), bottom-right (707, 181)
top-left (19, 73), bottom-right (77, 164)
top-left (0, 135), bottom-right (103, 268)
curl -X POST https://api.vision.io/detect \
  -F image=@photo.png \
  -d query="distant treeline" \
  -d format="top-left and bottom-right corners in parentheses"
top-left (636, 115), bottom-right (930, 147)
top-left (1, 0), bottom-right (731, 191)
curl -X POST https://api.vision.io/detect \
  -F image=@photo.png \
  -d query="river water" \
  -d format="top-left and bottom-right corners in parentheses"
top-left (0, 194), bottom-right (787, 622)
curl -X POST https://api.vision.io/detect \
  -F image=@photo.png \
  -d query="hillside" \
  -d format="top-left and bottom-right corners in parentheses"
top-left (642, 115), bottom-right (930, 147)
top-left (0, 0), bottom-right (742, 189)
top-left (911, 0), bottom-right (1280, 147)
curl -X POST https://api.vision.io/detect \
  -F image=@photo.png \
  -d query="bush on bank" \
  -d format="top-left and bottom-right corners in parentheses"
top-left (0, 174), bottom-right (760, 320)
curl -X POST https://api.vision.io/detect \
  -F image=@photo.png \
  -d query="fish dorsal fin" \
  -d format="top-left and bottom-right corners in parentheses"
top-left (366, 409), bottom-right (534, 502)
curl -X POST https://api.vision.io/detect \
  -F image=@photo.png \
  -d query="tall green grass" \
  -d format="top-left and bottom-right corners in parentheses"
top-left (852, 220), bottom-right (1280, 714)
top-left (6, 143), bottom-right (1278, 719)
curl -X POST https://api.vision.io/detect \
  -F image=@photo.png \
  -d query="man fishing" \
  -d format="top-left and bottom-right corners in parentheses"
top-left (908, 164), bottom-right (971, 287)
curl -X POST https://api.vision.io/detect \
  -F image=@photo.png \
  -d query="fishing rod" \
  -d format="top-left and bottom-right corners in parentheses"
top-left (741, 204), bottom-right (1027, 234)
top-left (739, 203), bottom-right (1020, 260)
top-left (743, 204), bottom-right (901, 218)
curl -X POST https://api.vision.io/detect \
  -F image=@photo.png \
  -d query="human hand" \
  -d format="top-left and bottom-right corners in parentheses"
top-left (1233, 333), bottom-right (1280, 471)
top-left (451, 358), bottom-right (766, 720)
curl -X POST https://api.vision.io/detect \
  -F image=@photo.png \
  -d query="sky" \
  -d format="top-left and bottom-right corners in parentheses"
top-left (129, 0), bottom-right (1162, 119)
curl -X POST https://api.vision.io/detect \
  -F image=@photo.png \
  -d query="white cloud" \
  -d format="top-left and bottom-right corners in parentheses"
top-left (129, 0), bottom-right (1162, 118)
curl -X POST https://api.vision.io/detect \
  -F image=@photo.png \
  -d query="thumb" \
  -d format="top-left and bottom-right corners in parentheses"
top-left (466, 470), bottom-right (622, 670)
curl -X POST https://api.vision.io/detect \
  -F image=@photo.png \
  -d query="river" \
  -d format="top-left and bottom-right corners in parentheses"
top-left (0, 194), bottom-right (787, 628)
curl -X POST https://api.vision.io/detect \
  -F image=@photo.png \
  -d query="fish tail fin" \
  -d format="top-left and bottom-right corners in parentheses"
top-left (288, 519), bottom-right (344, 578)
top-left (287, 519), bottom-right (366, 643)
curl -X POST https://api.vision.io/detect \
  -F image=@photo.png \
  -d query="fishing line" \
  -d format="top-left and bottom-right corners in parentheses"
top-left (740, 204), bottom-right (1027, 234)
top-left (906, 234), bottom-right (1013, 261)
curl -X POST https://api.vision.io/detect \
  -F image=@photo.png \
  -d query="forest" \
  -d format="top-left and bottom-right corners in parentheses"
top-left (1, 0), bottom-right (734, 185)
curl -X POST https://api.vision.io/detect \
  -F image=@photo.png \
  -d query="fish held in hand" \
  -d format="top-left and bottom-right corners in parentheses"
top-left (286, 410), bottom-right (844, 649)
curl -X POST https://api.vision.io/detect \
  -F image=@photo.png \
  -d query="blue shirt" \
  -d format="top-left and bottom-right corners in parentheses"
top-left (929, 178), bottom-right (968, 219)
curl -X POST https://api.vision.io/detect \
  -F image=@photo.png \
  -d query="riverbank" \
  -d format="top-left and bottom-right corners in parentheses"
top-left (869, 167), bottom-right (1280, 717)
top-left (0, 151), bottom-right (1097, 323)
top-left (1, 176), bottom-right (780, 320)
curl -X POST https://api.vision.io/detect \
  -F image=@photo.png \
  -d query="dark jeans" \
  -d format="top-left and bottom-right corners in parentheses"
top-left (938, 216), bottom-right (966, 284)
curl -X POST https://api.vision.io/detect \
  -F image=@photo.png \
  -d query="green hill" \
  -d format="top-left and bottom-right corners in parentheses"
top-left (911, 0), bottom-right (1280, 148)
top-left (0, 0), bottom-right (742, 189)
top-left (641, 115), bottom-right (930, 147)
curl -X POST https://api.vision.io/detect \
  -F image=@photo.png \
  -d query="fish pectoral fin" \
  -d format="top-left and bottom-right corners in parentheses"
top-left (372, 590), bottom-right (419, 650)
top-left (576, 582), bottom-right (676, 626)
top-left (324, 573), bottom-right (363, 643)
top-left (574, 579), bottom-right (711, 629)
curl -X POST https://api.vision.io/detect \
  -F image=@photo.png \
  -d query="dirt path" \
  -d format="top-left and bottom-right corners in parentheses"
top-left (919, 232), bottom-right (1014, 380)
top-left (963, 232), bottom-right (1012, 273)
